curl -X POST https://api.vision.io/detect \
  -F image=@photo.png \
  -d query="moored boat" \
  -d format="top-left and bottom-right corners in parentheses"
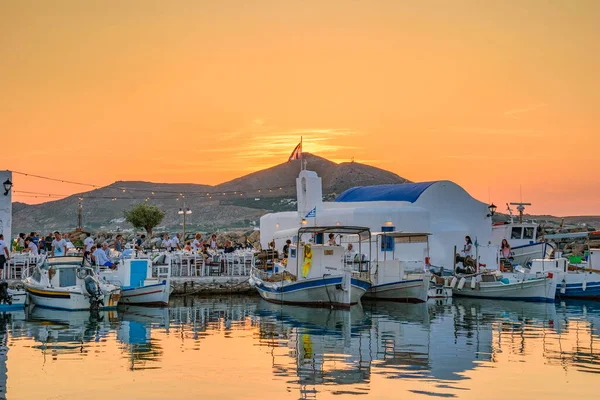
top-left (98, 256), bottom-right (171, 306)
top-left (364, 232), bottom-right (432, 303)
top-left (23, 256), bottom-right (121, 311)
top-left (250, 226), bottom-right (372, 309)
top-left (451, 270), bottom-right (556, 302)
top-left (526, 255), bottom-right (600, 300)
top-left (0, 282), bottom-right (27, 310)
top-left (492, 202), bottom-right (554, 266)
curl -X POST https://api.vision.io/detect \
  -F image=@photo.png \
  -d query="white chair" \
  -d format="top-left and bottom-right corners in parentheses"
top-left (225, 254), bottom-right (236, 275)
top-left (10, 254), bottom-right (29, 279)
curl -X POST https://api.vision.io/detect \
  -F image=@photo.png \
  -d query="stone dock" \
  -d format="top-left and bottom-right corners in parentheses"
top-left (7, 276), bottom-right (256, 296)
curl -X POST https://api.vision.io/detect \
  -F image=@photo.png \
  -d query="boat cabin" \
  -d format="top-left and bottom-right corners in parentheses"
top-left (100, 258), bottom-right (154, 289)
top-left (492, 222), bottom-right (538, 247)
top-left (29, 256), bottom-right (94, 288)
top-left (274, 226), bottom-right (371, 280)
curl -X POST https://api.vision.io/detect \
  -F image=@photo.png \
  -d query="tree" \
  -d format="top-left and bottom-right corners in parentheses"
top-left (124, 203), bottom-right (165, 236)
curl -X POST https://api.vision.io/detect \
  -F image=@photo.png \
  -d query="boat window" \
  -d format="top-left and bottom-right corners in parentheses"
top-left (59, 268), bottom-right (77, 287)
top-left (31, 269), bottom-right (41, 283)
top-left (511, 227), bottom-right (522, 239)
top-left (523, 227), bottom-right (535, 239)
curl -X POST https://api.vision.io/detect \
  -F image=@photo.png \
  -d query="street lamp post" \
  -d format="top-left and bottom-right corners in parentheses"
top-left (178, 204), bottom-right (192, 240)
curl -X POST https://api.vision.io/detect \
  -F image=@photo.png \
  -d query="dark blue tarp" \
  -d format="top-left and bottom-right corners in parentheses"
top-left (334, 182), bottom-right (437, 203)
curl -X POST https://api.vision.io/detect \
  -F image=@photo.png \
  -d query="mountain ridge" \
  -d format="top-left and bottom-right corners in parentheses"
top-left (12, 153), bottom-right (410, 234)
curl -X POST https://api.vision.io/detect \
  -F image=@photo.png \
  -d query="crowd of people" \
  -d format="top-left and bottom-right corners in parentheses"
top-left (6, 229), bottom-right (255, 269)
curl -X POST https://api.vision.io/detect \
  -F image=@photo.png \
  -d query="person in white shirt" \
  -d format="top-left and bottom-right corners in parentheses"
top-left (210, 234), bottom-right (217, 249)
top-left (83, 233), bottom-right (94, 252)
top-left (94, 243), bottom-right (116, 268)
top-left (0, 234), bottom-right (10, 276)
top-left (26, 238), bottom-right (39, 256)
top-left (162, 234), bottom-right (173, 252)
top-left (172, 233), bottom-right (181, 250)
top-left (192, 233), bottom-right (202, 252)
top-left (52, 232), bottom-right (67, 257)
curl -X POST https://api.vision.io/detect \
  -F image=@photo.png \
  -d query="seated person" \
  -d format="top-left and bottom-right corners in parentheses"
top-left (120, 244), bottom-right (134, 260)
top-left (135, 234), bottom-right (146, 251)
top-left (224, 240), bottom-right (235, 254)
top-left (94, 243), bottom-right (117, 269)
top-left (183, 241), bottom-right (193, 252)
top-left (282, 239), bottom-right (292, 258)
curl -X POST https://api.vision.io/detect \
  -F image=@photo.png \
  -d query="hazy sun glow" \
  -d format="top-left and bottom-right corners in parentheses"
top-left (1, 1), bottom-right (598, 215)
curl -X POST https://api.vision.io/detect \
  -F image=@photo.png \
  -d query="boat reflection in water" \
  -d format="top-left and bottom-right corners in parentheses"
top-left (0, 296), bottom-right (599, 399)
top-left (117, 305), bottom-right (170, 370)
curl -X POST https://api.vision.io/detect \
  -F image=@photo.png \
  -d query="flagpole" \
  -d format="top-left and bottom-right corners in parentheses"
top-left (300, 136), bottom-right (303, 172)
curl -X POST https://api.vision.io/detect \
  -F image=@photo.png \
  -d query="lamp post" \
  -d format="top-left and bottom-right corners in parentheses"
top-left (3, 179), bottom-right (12, 196)
top-left (178, 204), bottom-right (192, 240)
top-left (487, 203), bottom-right (497, 218)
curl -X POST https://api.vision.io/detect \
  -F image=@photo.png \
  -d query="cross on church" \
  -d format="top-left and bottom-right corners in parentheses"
top-left (303, 159), bottom-right (308, 170)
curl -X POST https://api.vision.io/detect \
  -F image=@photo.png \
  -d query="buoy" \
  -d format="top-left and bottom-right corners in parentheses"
top-left (457, 277), bottom-right (466, 290)
top-left (450, 277), bottom-right (458, 289)
top-left (470, 278), bottom-right (477, 289)
top-left (560, 279), bottom-right (566, 295)
top-left (582, 279), bottom-right (587, 291)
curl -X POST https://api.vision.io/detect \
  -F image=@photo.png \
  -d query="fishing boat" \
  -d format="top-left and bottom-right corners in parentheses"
top-left (492, 202), bottom-right (554, 266)
top-left (98, 256), bottom-right (171, 306)
top-left (0, 282), bottom-right (27, 310)
top-left (525, 254), bottom-right (600, 300)
top-left (23, 256), bottom-right (121, 311)
top-left (364, 232), bottom-right (432, 303)
top-left (451, 270), bottom-right (557, 302)
top-left (249, 226), bottom-right (372, 309)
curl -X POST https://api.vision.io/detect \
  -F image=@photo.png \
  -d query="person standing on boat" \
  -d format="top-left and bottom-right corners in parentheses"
top-left (500, 239), bottom-right (512, 259)
top-left (51, 232), bottom-right (67, 257)
top-left (162, 234), bottom-right (173, 252)
top-left (282, 239), bottom-right (292, 258)
top-left (0, 234), bottom-right (10, 279)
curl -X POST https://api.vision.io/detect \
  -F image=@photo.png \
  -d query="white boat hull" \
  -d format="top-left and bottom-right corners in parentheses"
top-left (0, 289), bottom-right (28, 310)
top-left (251, 274), bottom-right (370, 309)
top-left (511, 242), bottom-right (554, 266)
top-left (364, 275), bottom-right (429, 303)
top-left (24, 285), bottom-right (121, 311)
top-left (119, 281), bottom-right (171, 306)
top-left (453, 276), bottom-right (556, 302)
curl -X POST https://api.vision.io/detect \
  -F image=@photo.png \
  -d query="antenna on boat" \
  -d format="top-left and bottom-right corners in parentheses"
top-left (509, 202), bottom-right (531, 224)
top-left (506, 203), bottom-right (514, 223)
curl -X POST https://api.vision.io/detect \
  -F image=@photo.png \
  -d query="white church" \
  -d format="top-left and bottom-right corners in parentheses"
top-left (260, 169), bottom-right (498, 270)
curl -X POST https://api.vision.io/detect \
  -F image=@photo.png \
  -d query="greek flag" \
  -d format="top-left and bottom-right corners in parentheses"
top-left (305, 207), bottom-right (316, 218)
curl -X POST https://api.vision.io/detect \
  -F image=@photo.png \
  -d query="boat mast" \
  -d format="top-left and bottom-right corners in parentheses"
top-left (509, 202), bottom-right (531, 224)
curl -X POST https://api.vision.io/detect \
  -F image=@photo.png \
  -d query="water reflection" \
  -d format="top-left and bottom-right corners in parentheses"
top-left (0, 297), bottom-right (599, 399)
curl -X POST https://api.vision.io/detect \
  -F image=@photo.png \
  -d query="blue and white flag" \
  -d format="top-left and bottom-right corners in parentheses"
top-left (305, 207), bottom-right (316, 218)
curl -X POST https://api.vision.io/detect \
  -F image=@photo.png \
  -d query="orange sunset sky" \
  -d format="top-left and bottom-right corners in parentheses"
top-left (1, 1), bottom-right (598, 215)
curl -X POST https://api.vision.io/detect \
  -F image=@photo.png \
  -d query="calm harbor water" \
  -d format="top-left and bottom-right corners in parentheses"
top-left (2, 296), bottom-right (599, 399)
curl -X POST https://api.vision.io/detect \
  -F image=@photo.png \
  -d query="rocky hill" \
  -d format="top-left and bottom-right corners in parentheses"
top-left (12, 154), bottom-right (410, 235)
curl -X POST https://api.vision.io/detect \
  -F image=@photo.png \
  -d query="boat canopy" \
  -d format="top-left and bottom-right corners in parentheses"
top-left (298, 226), bottom-right (371, 238)
top-left (46, 256), bottom-right (85, 266)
